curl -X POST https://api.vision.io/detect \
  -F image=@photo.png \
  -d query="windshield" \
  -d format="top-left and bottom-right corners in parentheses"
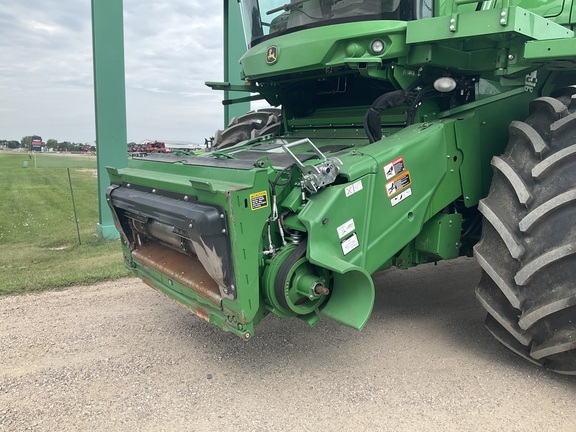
top-left (240, 0), bottom-right (429, 47)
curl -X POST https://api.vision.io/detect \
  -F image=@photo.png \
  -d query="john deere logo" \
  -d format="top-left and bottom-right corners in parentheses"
top-left (266, 46), bottom-right (278, 65)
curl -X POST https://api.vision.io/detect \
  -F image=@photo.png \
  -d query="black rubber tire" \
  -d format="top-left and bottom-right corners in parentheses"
top-left (474, 90), bottom-right (576, 375)
top-left (214, 108), bottom-right (281, 150)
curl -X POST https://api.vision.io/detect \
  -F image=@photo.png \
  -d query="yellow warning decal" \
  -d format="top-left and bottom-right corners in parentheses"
top-left (250, 191), bottom-right (269, 210)
top-left (385, 171), bottom-right (411, 197)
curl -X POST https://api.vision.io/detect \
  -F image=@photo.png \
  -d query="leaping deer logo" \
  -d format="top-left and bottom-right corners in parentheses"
top-left (266, 46), bottom-right (278, 64)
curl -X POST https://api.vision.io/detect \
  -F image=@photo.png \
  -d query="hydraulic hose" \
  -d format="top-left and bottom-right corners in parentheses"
top-left (363, 90), bottom-right (407, 143)
top-left (364, 84), bottom-right (442, 143)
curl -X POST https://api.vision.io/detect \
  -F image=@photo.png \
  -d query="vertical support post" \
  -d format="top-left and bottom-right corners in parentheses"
top-left (91, 0), bottom-right (128, 239)
top-left (224, 0), bottom-right (250, 125)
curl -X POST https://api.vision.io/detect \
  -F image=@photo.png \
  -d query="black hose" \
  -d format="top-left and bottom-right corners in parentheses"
top-left (364, 82), bottom-right (445, 143)
top-left (363, 90), bottom-right (408, 143)
top-left (406, 86), bottom-right (437, 125)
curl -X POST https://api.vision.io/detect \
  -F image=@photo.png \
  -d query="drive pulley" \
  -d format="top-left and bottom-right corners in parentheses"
top-left (263, 240), bottom-right (331, 318)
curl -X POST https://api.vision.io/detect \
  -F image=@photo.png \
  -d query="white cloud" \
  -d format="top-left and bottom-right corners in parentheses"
top-left (0, 0), bottom-right (230, 144)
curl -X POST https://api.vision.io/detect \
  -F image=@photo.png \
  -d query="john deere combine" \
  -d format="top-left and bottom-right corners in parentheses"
top-left (106, 0), bottom-right (576, 374)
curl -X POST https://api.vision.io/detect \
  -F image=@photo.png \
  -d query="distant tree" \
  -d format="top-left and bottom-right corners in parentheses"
top-left (21, 136), bottom-right (33, 150)
top-left (58, 141), bottom-right (72, 152)
top-left (46, 139), bottom-right (58, 150)
top-left (7, 140), bottom-right (20, 149)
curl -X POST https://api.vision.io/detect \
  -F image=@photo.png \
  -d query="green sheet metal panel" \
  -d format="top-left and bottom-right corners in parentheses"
top-left (406, 7), bottom-right (572, 45)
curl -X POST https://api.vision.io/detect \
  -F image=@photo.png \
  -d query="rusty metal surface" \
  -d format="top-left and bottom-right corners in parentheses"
top-left (140, 275), bottom-right (212, 324)
top-left (132, 243), bottom-right (222, 307)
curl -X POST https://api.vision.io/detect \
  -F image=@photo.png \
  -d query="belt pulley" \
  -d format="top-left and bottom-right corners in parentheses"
top-left (264, 239), bottom-right (330, 317)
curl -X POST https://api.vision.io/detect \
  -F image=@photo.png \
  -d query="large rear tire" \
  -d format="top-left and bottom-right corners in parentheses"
top-left (214, 108), bottom-right (281, 150)
top-left (475, 91), bottom-right (576, 375)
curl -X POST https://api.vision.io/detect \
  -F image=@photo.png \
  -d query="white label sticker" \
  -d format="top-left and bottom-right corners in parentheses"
top-left (337, 218), bottom-right (355, 239)
top-left (344, 180), bottom-right (363, 197)
top-left (391, 188), bottom-right (412, 206)
top-left (341, 233), bottom-right (359, 255)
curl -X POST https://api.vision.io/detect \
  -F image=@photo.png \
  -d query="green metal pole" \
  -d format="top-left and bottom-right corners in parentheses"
top-left (224, 0), bottom-right (250, 125)
top-left (91, 0), bottom-right (128, 239)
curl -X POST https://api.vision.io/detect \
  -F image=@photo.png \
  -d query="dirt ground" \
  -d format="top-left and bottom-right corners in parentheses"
top-left (1, 257), bottom-right (575, 432)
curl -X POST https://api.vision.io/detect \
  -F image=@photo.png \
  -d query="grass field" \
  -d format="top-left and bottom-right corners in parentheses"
top-left (0, 152), bottom-right (130, 295)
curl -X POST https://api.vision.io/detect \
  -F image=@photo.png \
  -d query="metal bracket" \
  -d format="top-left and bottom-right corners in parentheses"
top-left (281, 139), bottom-right (342, 193)
top-left (449, 16), bottom-right (458, 33)
top-left (449, 0), bottom-right (510, 32)
top-left (499, 8), bottom-right (509, 27)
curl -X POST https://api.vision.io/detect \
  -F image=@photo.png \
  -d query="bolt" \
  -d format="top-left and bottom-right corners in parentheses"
top-left (152, 189), bottom-right (156, 193)
top-left (314, 284), bottom-right (330, 296)
top-left (449, 25), bottom-right (456, 31)
top-left (189, 223), bottom-right (193, 228)
top-left (243, 332), bottom-right (251, 340)
top-left (222, 229), bottom-right (226, 234)
top-left (508, 54), bottom-right (515, 60)
top-left (501, 11), bottom-right (507, 16)
top-left (220, 214), bottom-right (224, 219)
top-left (500, 18), bottom-right (506, 25)
top-left (126, 183), bottom-right (131, 188)
top-left (450, 18), bottom-right (455, 23)
top-left (184, 195), bottom-right (188, 201)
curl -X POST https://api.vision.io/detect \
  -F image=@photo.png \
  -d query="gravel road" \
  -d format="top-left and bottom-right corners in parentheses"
top-left (1, 257), bottom-right (575, 431)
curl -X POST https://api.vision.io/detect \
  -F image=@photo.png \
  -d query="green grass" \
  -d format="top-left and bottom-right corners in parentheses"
top-left (0, 152), bottom-right (130, 295)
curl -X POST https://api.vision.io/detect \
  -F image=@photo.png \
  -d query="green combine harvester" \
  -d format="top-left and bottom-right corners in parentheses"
top-left (107, 0), bottom-right (576, 374)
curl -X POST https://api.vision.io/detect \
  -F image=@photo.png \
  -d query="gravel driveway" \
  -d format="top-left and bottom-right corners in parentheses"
top-left (1, 258), bottom-right (575, 431)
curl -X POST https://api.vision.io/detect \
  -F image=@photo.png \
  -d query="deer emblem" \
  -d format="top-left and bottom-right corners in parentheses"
top-left (266, 46), bottom-right (278, 64)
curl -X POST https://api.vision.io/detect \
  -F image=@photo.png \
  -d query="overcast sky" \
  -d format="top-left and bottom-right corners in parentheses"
top-left (0, 1), bottom-right (231, 145)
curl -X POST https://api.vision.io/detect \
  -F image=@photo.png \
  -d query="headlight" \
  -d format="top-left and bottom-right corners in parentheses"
top-left (433, 77), bottom-right (457, 93)
top-left (370, 39), bottom-right (385, 54)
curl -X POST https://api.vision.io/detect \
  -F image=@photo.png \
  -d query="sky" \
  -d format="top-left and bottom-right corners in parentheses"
top-left (0, 1), bottom-right (232, 145)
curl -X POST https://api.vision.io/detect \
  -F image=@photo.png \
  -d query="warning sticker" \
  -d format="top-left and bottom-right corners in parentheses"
top-left (391, 188), bottom-right (412, 207)
top-left (341, 233), bottom-right (359, 256)
top-left (383, 157), bottom-right (406, 180)
top-left (250, 191), bottom-right (269, 210)
top-left (337, 218), bottom-right (355, 239)
top-left (386, 171), bottom-right (411, 197)
top-left (344, 180), bottom-right (363, 197)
